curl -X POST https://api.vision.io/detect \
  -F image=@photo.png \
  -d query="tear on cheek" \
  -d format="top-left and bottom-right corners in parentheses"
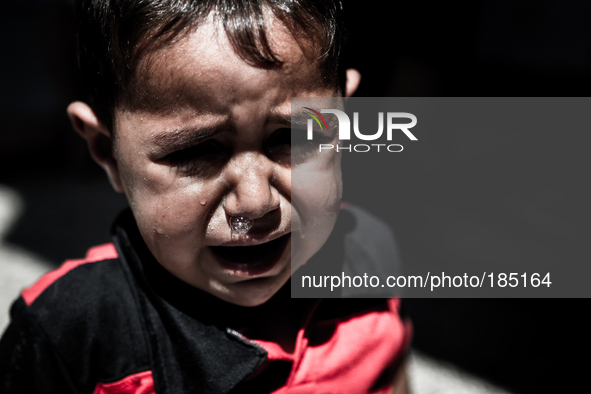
top-left (152, 223), bottom-right (171, 238)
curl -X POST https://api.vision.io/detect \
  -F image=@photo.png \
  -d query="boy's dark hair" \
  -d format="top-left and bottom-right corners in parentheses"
top-left (76, 0), bottom-right (347, 132)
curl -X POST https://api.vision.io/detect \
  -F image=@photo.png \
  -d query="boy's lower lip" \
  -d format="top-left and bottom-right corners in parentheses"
top-left (209, 233), bottom-right (291, 277)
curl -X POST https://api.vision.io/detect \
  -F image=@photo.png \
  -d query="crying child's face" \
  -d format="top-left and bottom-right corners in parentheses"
top-left (109, 14), bottom-right (344, 306)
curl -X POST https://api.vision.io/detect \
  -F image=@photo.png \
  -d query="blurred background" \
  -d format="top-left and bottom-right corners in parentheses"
top-left (0, 0), bottom-right (589, 392)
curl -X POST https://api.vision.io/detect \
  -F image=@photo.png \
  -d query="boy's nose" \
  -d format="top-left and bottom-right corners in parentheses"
top-left (223, 152), bottom-right (281, 220)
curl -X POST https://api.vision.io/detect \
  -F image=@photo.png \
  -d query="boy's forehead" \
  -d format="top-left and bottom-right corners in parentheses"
top-left (127, 13), bottom-right (331, 116)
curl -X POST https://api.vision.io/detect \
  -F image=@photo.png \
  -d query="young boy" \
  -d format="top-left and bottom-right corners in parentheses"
top-left (0, 1), bottom-right (410, 392)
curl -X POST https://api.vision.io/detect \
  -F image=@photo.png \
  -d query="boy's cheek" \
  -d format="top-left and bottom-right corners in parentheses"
top-left (120, 167), bottom-right (213, 237)
top-left (130, 190), bottom-right (211, 270)
top-left (291, 156), bottom-right (342, 270)
top-left (292, 152), bottom-right (342, 218)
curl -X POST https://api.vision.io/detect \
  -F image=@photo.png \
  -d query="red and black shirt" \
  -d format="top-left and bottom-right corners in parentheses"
top-left (0, 208), bottom-right (410, 393)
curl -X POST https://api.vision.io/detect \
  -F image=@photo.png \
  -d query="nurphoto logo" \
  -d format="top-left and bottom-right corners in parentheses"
top-left (303, 108), bottom-right (418, 153)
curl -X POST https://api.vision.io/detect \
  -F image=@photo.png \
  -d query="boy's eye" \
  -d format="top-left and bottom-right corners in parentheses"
top-left (266, 127), bottom-right (304, 161)
top-left (164, 140), bottom-right (228, 176)
top-left (267, 128), bottom-right (333, 164)
top-left (266, 127), bottom-right (326, 152)
top-left (267, 128), bottom-right (292, 149)
top-left (266, 127), bottom-right (332, 165)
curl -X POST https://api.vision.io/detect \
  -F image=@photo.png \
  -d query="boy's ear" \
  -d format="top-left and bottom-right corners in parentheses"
top-left (345, 68), bottom-right (361, 97)
top-left (67, 102), bottom-right (125, 193)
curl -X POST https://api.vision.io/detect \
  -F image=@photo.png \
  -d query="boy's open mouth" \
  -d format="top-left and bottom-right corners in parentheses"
top-left (209, 233), bottom-right (290, 276)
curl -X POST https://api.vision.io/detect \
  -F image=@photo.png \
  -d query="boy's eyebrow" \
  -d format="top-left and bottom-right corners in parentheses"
top-left (275, 114), bottom-right (292, 125)
top-left (148, 112), bottom-right (312, 152)
top-left (148, 126), bottom-right (223, 152)
top-left (276, 113), bottom-right (308, 128)
top-left (282, 110), bottom-right (338, 130)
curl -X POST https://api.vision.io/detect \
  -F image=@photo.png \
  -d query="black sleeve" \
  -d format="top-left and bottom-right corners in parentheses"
top-left (0, 298), bottom-right (77, 394)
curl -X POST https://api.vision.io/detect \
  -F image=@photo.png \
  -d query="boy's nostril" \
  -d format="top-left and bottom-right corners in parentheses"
top-left (225, 209), bottom-right (282, 236)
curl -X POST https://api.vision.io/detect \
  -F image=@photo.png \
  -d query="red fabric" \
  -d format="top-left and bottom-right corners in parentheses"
top-left (254, 298), bottom-right (411, 394)
top-left (92, 370), bottom-right (155, 394)
top-left (256, 340), bottom-right (295, 362)
top-left (21, 243), bottom-right (118, 306)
